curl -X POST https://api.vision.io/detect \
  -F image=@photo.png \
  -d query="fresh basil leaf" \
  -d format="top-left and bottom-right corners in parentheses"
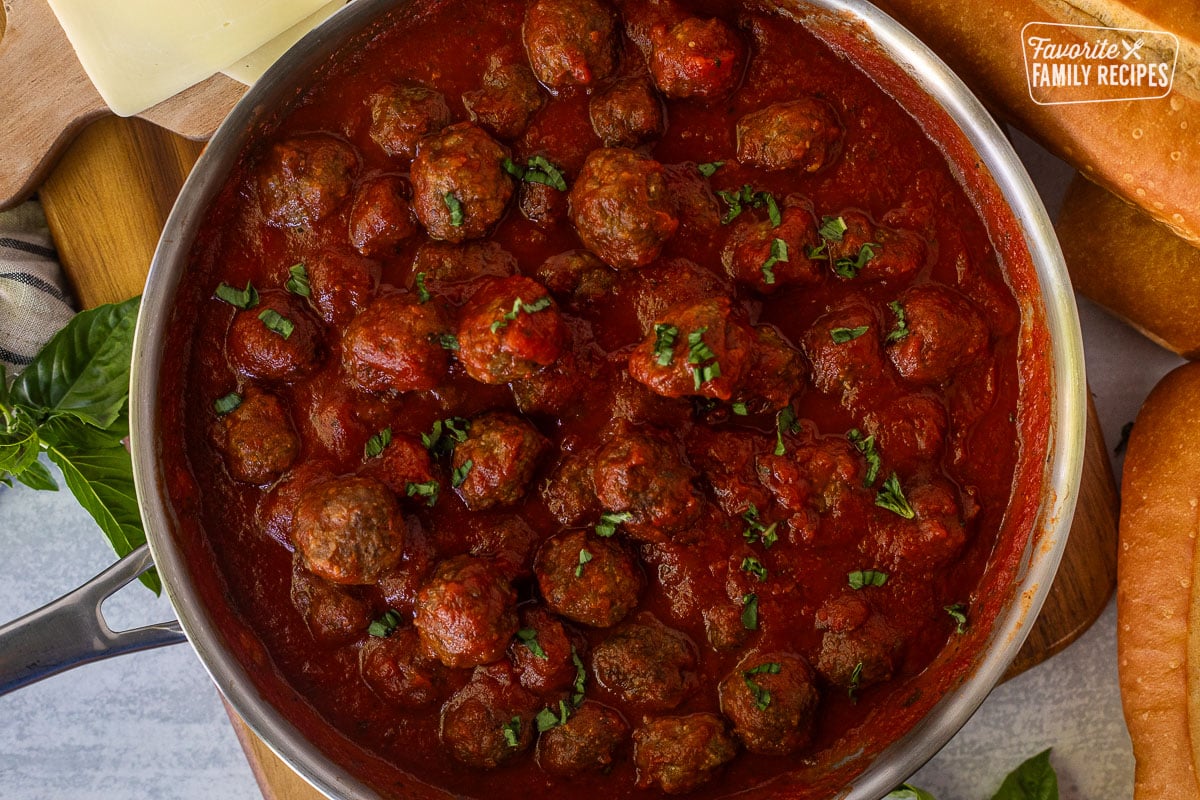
top-left (443, 192), bottom-right (465, 227)
top-left (10, 297), bottom-right (139, 430)
top-left (885, 784), bottom-right (937, 800)
top-left (214, 282), bottom-right (259, 310)
top-left (0, 406), bottom-right (42, 476)
top-left (285, 263), bottom-right (310, 298)
top-left (697, 161), bottom-right (724, 177)
top-left (14, 458), bottom-right (58, 492)
top-left (991, 749), bottom-right (1058, 800)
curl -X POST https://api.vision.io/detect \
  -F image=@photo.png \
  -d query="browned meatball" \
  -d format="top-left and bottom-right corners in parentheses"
top-left (592, 432), bottom-right (703, 540)
top-left (756, 432), bottom-right (864, 515)
top-left (721, 199), bottom-right (822, 293)
top-left (736, 98), bottom-right (842, 173)
top-left (632, 714), bottom-right (737, 794)
top-left (213, 387), bottom-right (297, 484)
top-left (511, 350), bottom-right (591, 417)
top-left (348, 176), bottom-right (419, 257)
top-left (451, 412), bottom-right (548, 510)
top-left (628, 297), bottom-right (754, 402)
top-left (522, 0), bottom-right (618, 89)
top-left (415, 555), bottom-right (518, 668)
top-left (666, 164), bottom-right (722, 233)
top-left (864, 393), bottom-right (948, 468)
top-left (520, 180), bottom-right (570, 230)
top-left (801, 302), bottom-right (890, 407)
top-left (457, 276), bottom-right (568, 384)
top-left (368, 84), bottom-right (451, 159)
top-left (814, 595), bottom-right (903, 692)
top-left (257, 134), bottom-right (357, 228)
top-left (292, 476), bottom-right (405, 584)
top-left (735, 325), bottom-right (806, 412)
top-left (864, 477), bottom-right (967, 573)
top-left (887, 285), bottom-right (989, 385)
top-left (534, 249), bottom-right (613, 301)
top-left (589, 78), bottom-right (665, 147)
top-left (686, 428), bottom-right (771, 518)
top-left (468, 515), bottom-right (540, 580)
top-left (289, 556), bottom-right (370, 645)
top-left (535, 530), bottom-right (640, 627)
top-left (592, 616), bottom-right (697, 710)
top-left (540, 451), bottom-right (601, 527)
top-left (569, 148), bottom-right (679, 270)
top-left (649, 17), bottom-right (745, 100)
top-left (411, 122), bottom-right (515, 242)
top-left (510, 606), bottom-right (577, 696)
top-left (361, 432), bottom-right (436, 498)
top-left (440, 667), bottom-right (539, 768)
top-left (718, 652), bottom-right (820, 755)
top-left (307, 250), bottom-right (380, 327)
top-left (624, 258), bottom-right (731, 332)
top-left (537, 702), bottom-right (629, 776)
top-left (827, 210), bottom-right (926, 282)
top-left (412, 240), bottom-right (517, 285)
top-left (463, 58), bottom-right (544, 140)
top-left (360, 626), bottom-right (445, 708)
top-left (343, 294), bottom-right (451, 393)
top-left (226, 292), bottom-right (323, 381)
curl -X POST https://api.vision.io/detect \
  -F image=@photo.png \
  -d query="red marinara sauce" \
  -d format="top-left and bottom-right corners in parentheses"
top-left (158, 0), bottom-right (1052, 797)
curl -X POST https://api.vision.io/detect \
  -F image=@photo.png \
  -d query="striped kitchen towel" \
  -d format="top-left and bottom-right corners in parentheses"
top-left (0, 201), bottom-right (75, 375)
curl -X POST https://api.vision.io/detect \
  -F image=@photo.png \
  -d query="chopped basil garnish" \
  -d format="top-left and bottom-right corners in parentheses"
top-left (595, 511), bottom-right (633, 538)
top-left (848, 569), bottom-right (889, 589)
top-left (285, 263), bottom-right (310, 298)
top-left (443, 192), bottom-right (465, 227)
top-left (731, 401), bottom-right (748, 416)
top-left (741, 593), bottom-right (759, 630)
top-left (830, 325), bottom-right (869, 344)
top-left (886, 300), bottom-right (909, 342)
top-left (502, 155), bottom-right (568, 191)
top-left (364, 427), bottom-right (392, 459)
top-left (451, 459), bottom-right (474, 488)
top-left (213, 392), bottom-right (242, 416)
top-left (415, 271), bottom-right (431, 304)
top-left (848, 661), bottom-right (864, 701)
top-left (405, 480), bottom-right (439, 507)
top-left (740, 556), bottom-right (768, 582)
top-left (571, 647), bottom-right (586, 705)
top-left (491, 296), bottom-right (553, 333)
top-left (257, 309), bottom-right (294, 339)
top-left (743, 662), bottom-right (782, 710)
top-left (575, 548), bottom-right (593, 578)
top-left (818, 215), bottom-right (848, 242)
top-left (437, 333), bottom-right (460, 351)
top-left (774, 405), bottom-right (799, 456)
top-left (760, 237), bottom-right (789, 285)
top-left (697, 161), bottom-right (725, 177)
top-left (215, 281), bottom-right (259, 310)
top-left (517, 627), bottom-right (548, 660)
top-left (368, 609), bottom-right (402, 638)
top-left (501, 716), bottom-right (522, 748)
top-left (945, 603), bottom-right (968, 634)
top-left (875, 472), bottom-right (915, 519)
top-left (421, 417), bottom-right (470, 457)
top-left (653, 323), bottom-right (679, 366)
top-left (834, 242), bottom-right (878, 279)
top-left (717, 184), bottom-right (781, 227)
top-left (847, 428), bottom-right (881, 486)
top-left (741, 504), bottom-right (778, 548)
top-left (535, 699), bottom-right (573, 732)
top-left (687, 327), bottom-right (721, 391)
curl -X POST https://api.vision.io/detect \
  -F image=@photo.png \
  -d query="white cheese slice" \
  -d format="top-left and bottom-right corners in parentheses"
top-left (46, 0), bottom-right (335, 116)
top-left (222, 1), bottom-right (348, 86)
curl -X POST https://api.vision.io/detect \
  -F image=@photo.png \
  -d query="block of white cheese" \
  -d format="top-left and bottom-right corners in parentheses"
top-left (222, 1), bottom-right (348, 86)
top-left (46, 0), bottom-right (335, 116)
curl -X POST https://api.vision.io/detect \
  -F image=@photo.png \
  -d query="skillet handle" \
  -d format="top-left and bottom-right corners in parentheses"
top-left (0, 544), bottom-right (186, 695)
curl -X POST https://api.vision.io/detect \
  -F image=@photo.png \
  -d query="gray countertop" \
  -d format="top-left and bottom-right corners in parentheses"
top-left (0, 133), bottom-right (1166, 799)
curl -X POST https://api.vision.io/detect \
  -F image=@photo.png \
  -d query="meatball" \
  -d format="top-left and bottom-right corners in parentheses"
top-left (457, 276), bottom-right (568, 384)
top-left (632, 714), bottom-right (737, 794)
top-left (814, 596), bottom-right (903, 691)
top-left (540, 451), bottom-right (601, 527)
top-left (257, 134), bottom-right (357, 228)
top-left (368, 83), bottom-right (451, 159)
top-left (440, 667), bottom-right (539, 768)
top-left (735, 325), bottom-right (806, 412)
top-left (361, 432), bottom-right (436, 498)
top-left (522, 0), bottom-right (618, 89)
top-left (666, 163), bottom-right (722, 233)
top-left (801, 302), bottom-right (890, 407)
top-left (624, 258), bottom-right (730, 332)
top-left (510, 606), bottom-right (577, 696)
top-left (537, 702), bottom-right (629, 776)
top-left (736, 98), bottom-right (842, 173)
top-left (292, 475), bottom-right (405, 584)
top-left (463, 58), bottom-right (544, 140)
top-left (827, 210), bottom-right (926, 282)
top-left (721, 199), bottom-right (823, 293)
top-left (307, 250), bottom-right (380, 326)
top-left (591, 616), bottom-right (697, 710)
top-left (412, 240), bottom-right (517, 285)
top-left (411, 122), bottom-right (515, 242)
top-left (887, 285), bottom-right (989, 385)
top-left (343, 294), bottom-right (451, 393)
top-left (415, 555), bottom-right (518, 668)
top-left (864, 393), bottom-right (948, 468)
top-left (756, 433), bottom-right (864, 515)
top-left (348, 176), bottom-right (419, 257)
top-left (628, 297), bottom-right (754, 401)
top-left (511, 350), bottom-right (592, 417)
top-left (535, 530), bottom-right (640, 627)
top-left (685, 428), bottom-right (771, 518)
top-left (451, 412), bottom-right (548, 510)
top-left (213, 387), bottom-right (298, 484)
top-left (467, 515), bottom-right (540, 580)
top-left (569, 148), bottom-right (679, 270)
top-left (535, 249), bottom-right (613, 301)
top-left (718, 652), bottom-right (820, 755)
top-left (589, 77), bottom-right (666, 147)
top-left (592, 431), bottom-right (703, 540)
top-left (360, 626), bottom-right (445, 708)
top-left (520, 180), bottom-right (570, 230)
top-left (289, 557), bottom-right (370, 645)
top-left (649, 17), bottom-right (745, 100)
top-left (865, 477), bottom-right (967, 572)
top-left (226, 291), bottom-right (322, 381)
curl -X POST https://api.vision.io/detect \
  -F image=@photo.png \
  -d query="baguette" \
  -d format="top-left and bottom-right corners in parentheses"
top-left (1118, 362), bottom-right (1200, 799)
top-left (873, 0), bottom-right (1200, 244)
top-left (1057, 174), bottom-right (1200, 358)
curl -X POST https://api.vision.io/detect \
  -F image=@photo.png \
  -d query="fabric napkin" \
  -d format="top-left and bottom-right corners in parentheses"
top-left (0, 201), bottom-right (75, 376)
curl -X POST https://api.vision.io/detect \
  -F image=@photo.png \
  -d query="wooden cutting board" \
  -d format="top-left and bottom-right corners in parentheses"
top-left (36, 116), bottom-right (1120, 800)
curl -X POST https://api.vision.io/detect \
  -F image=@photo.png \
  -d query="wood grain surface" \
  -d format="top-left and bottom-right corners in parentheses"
top-left (36, 116), bottom-right (1119, 800)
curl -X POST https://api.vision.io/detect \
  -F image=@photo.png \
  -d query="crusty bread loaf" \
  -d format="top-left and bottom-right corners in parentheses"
top-left (1058, 174), bottom-right (1200, 358)
top-left (874, 0), bottom-right (1200, 244)
top-left (1118, 362), bottom-right (1200, 799)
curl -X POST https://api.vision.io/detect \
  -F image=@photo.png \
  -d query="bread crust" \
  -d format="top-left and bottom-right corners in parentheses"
top-left (1118, 362), bottom-right (1200, 799)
